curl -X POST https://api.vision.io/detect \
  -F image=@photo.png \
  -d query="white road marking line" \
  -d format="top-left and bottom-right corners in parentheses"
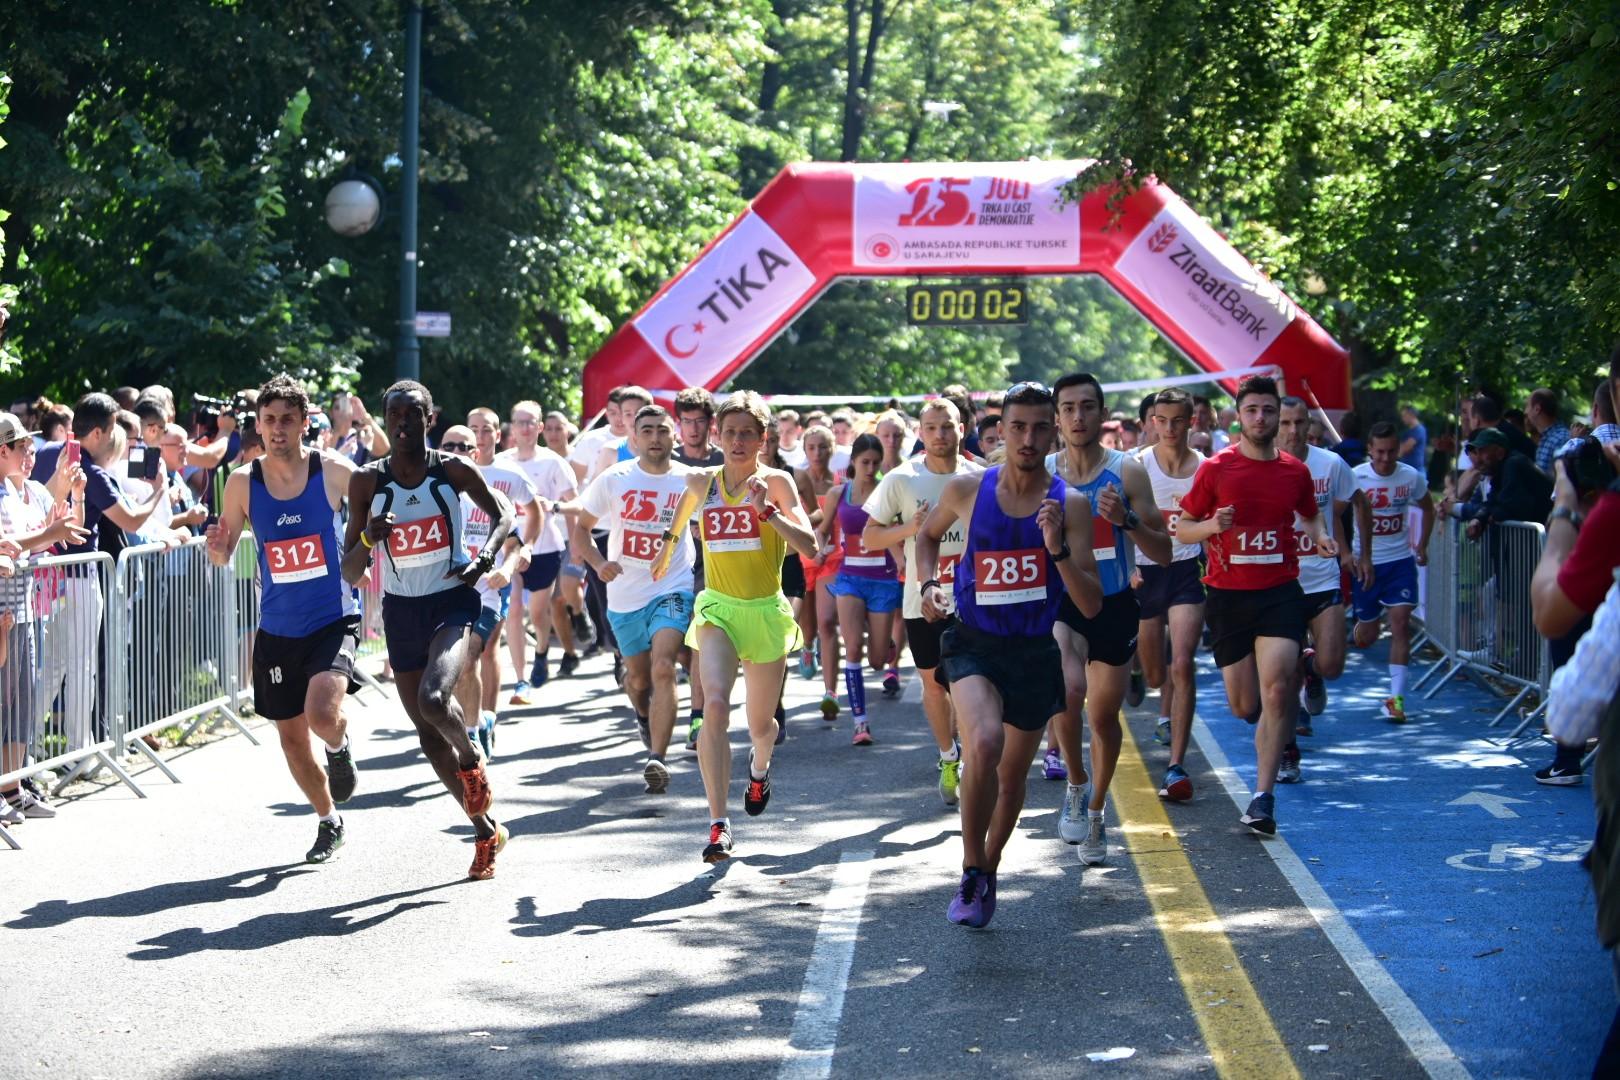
top-left (1191, 714), bottom-right (1472, 1080)
top-left (778, 849), bottom-right (876, 1080)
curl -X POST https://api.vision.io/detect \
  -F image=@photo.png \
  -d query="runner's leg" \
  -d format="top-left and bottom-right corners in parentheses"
top-left (1050, 623), bottom-right (1089, 785)
top-left (275, 712), bottom-right (334, 817)
top-left (623, 650), bottom-right (653, 721)
top-left (952, 675), bottom-right (1005, 871)
top-left (1220, 656), bottom-right (1260, 721)
top-left (742, 655), bottom-right (787, 771)
top-left (648, 627), bottom-right (683, 758)
top-left (402, 627), bottom-right (497, 839)
top-left (1083, 661), bottom-right (1130, 812)
top-left (504, 602), bottom-right (528, 690)
top-left (1253, 635), bottom-right (1300, 799)
top-left (920, 665), bottom-right (956, 753)
top-left (1308, 605), bottom-right (1347, 681)
top-left (985, 724), bottom-right (1049, 869)
top-left (817, 579), bottom-right (840, 702)
top-left (1165, 603), bottom-right (1204, 766)
top-left (696, 625), bottom-right (741, 822)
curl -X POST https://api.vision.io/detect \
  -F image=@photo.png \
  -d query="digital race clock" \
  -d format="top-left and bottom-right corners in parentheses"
top-left (906, 283), bottom-right (1029, 326)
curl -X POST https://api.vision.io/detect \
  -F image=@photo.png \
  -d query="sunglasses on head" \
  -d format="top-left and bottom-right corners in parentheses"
top-left (1004, 380), bottom-right (1054, 403)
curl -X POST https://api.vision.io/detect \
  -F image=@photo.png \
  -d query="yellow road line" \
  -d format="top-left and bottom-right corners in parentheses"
top-left (1112, 719), bottom-right (1301, 1079)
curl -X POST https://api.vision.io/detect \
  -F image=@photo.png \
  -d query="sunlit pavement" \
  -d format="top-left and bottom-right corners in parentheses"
top-left (3, 633), bottom-right (1603, 1078)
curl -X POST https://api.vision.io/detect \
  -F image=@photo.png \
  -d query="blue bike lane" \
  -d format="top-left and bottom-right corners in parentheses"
top-left (1191, 639), bottom-right (1611, 1078)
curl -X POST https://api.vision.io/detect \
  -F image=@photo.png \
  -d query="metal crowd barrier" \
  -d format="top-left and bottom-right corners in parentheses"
top-left (1413, 519), bottom-right (1551, 733)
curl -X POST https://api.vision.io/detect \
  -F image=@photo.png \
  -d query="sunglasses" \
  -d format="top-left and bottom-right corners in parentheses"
top-left (1004, 380), bottom-right (1054, 402)
top-left (440, 441), bottom-right (474, 453)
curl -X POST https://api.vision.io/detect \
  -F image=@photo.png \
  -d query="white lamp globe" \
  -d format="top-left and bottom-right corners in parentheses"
top-left (324, 179), bottom-right (382, 237)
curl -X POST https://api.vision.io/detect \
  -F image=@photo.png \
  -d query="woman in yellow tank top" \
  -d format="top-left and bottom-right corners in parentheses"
top-left (651, 391), bottom-right (817, 863)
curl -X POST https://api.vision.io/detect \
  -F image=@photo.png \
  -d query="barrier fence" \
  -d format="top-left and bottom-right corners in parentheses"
top-left (1412, 518), bottom-right (1552, 737)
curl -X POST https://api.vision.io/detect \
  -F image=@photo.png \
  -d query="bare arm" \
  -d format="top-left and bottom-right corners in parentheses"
top-left (1532, 472), bottom-right (1589, 638)
top-left (1050, 490), bottom-right (1103, 619)
top-left (341, 469), bottom-right (382, 586)
top-left (1414, 492), bottom-right (1435, 565)
top-left (649, 470), bottom-right (712, 581)
top-left (445, 457), bottom-right (514, 585)
top-left (204, 469), bottom-right (251, 566)
top-left (1115, 458), bottom-right (1171, 567)
top-left (915, 474), bottom-right (977, 621)
top-left (101, 468), bottom-right (169, 532)
top-left (759, 469), bottom-right (817, 559)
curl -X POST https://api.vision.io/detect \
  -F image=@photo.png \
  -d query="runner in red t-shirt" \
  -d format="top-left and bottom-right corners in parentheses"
top-left (1176, 376), bottom-right (1335, 836)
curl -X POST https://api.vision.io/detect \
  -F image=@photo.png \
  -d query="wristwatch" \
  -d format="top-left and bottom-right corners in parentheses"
top-left (1549, 506), bottom-right (1584, 531)
top-left (1120, 508), bottom-right (1141, 532)
top-left (1052, 542), bottom-right (1072, 561)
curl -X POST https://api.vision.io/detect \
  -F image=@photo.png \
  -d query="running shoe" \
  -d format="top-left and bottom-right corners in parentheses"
top-left (686, 715), bottom-right (703, 750)
top-left (1159, 763), bottom-right (1193, 802)
top-left (325, 742), bottom-right (359, 803)
top-left (480, 711), bottom-right (499, 760)
top-left (558, 651), bottom-right (580, 677)
top-left (1382, 695), bottom-right (1408, 724)
top-left (702, 821), bottom-right (733, 864)
top-left (509, 679), bottom-right (533, 706)
top-left (0, 800), bottom-right (22, 826)
top-left (7, 789), bottom-right (54, 819)
top-left (1154, 718), bottom-right (1172, 745)
top-left (882, 670), bottom-right (901, 698)
top-left (775, 705), bottom-right (787, 745)
top-left (305, 819), bottom-right (345, 863)
top-left (457, 762), bottom-right (493, 817)
top-left (938, 756), bottom-right (961, 806)
top-left (1059, 782), bottom-right (1090, 844)
top-left (1042, 747), bottom-right (1066, 781)
top-left (20, 776), bottom-right (48, 802)
top-left (1302, 648), bottom-right (1327, 715)
top-left (820, 694), bottom-right (839, 721)
top-left (643, 757), bottom-right (670, 794)
top-left (1277, 743), bottom-right (1302, 785)
top-left (530, 654), bottom-right (549, 688)
top-left (1294, 704), bottom-right (1313, 738)
top-left (947, 868), bottom-right (993, 928)
top-left (614, 655), bottom-right (625, 688)
top-left (799, 651), bottom-right (817, 680)
top-left (1241, 792), bottom-right (1277, 835)
top-left (468, 822), bottom-right (509, 880)
top-left (1079, 815), bottom-right (1108, 865)
top-left (852, 721), bottom-right (874, 746)
top-left (743, 754), bottom-right (772, 817)
top-left (1535, 746), bottom-right (1584, 786)
top-left (570, 608), bottom-right (596, 650)
top-left (1126, 667), bottom-right (1145, 708)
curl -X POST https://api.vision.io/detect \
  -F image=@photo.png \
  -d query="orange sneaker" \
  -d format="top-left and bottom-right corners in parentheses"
top-left (457, 762), bottom-right (493, 817)
top-left (468, 822), bottom-right (508, 880)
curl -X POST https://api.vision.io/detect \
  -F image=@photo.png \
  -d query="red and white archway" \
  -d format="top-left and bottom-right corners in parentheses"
top-left (582, 161), bottom-right (1349, 416)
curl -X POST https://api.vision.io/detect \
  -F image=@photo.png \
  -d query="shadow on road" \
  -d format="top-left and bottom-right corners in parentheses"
top-left (5, 863), bottom-right (316, 930)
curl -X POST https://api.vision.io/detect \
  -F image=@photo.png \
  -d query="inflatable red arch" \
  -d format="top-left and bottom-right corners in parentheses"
top-left (582, 161), bottom-right (1349, 416)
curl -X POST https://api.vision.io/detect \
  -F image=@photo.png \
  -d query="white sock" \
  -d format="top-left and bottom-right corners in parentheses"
top-left (323, 735), bottom-right (347, 754)
top-left (940, 744), bottom-right (960, 762)
top-left (1067, 782), bottom-right (1085, 795)
top-left (1089, 807), bottom-right (1104, 820)
top-left (320, 812), bottom-right (341, 825)
top-left (711, 816), bottom-right (729, 829)
top-left (1390, 663), bottom-right (1408, 699)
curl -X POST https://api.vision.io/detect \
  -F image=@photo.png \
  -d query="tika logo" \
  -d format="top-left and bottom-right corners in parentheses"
top-left (660, 246), bottom-right (796, 359)
top-left (275, 513), bottom-right (303, 526)
top-left (405, 494), bottom-right (421, 506)
top-left (899, 178), bottom-right (977, 227)
top-left (1146, 223), bottom-right (1178, 253)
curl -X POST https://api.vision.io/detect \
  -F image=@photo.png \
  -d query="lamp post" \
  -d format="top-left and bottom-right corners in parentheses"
top-left (396, 0), bottom-right (423, 382)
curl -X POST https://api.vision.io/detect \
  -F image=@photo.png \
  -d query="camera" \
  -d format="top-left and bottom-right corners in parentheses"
top-left (1557, 436), bottom-right (1617, 499)
top-left (127, 443), bottom-right (161, 481)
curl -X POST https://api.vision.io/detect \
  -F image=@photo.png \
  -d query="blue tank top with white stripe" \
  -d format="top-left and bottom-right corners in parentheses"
top-left (954, 467), bottom-right (1066, 638)
top-left (250, 453), bottom-right (356, 637)
top-left (1049, 447), bottom-right (1132, 596)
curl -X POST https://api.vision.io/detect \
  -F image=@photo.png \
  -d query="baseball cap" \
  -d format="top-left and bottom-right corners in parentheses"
top-left (0, 411), bottom-right (39, 444)
top-left (1466, 427), bottom-right (1508, 451)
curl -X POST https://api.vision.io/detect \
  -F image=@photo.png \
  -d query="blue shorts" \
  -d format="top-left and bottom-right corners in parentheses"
top-left (382, 586), bottom-right (481, 673)
top-left (560, 560), bottom-right (586, 580)
top-left (827, 573), bottom-right (903, 614)
top-left (1351, 556), bottom-right (1418, 623)
top-left (519, 551), bottom-right (563, 599)
top-left (474, 584), bottom-right (511, 642)
top-left (607, 591), bottom-right (695, 658)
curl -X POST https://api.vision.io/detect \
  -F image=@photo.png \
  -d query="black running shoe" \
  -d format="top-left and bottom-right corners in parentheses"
top-left (1294, 705), bottom-right (1313, 738)
top-left (1302, 656), bottom-right (1327, 716)
top-left (325, 744), bottom-right (358, 804)
top-left (570, 608), bottom-right (596, 650)
top-left (1536, 746), bottom-right (1584, 786)
top-left (1126, 667), bottom-right (1145, 708)
top-left (558, 651), bottom-right (580, 677)
top-left (306, 819), bottom-right (345, 863)
top-left (637, 715), bottom-right (651, 751)
top-left (702, 821), bottom-right (733, 863)
top-left (744, 755), bottom-right (772, 817)
top-left (774, 703), bottom-right (786, 745)
top-left (614, 655), bottom-right (625, 688)
top-left (1240, 793), bottom-right (1276, 835)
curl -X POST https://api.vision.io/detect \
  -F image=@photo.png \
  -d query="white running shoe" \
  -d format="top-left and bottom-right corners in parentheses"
top-left (1079, 815), bottom-right (1107, 865)
top-left (1059, 783), bottom-right (1090, 844)
top-left (9, 789), bottom-right (55, 818)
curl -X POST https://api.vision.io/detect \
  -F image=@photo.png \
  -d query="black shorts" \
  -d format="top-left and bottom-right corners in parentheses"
top-left (940, 622), bottom-right (1065, 731)
top-left (1301, 587), bottom-right (1342, 623)
top-left (520, 550), bottom-right (563, 593)
top-left (1056, 589), bottom-right (1141, 667)
top-left (781, 552), bottom-right (806, 600)
top-left (905, 615), bottom-right (951, 670)
top-left (1205, 581), bottom-right (1307, 669)
top-left (381, 586), bottom-right (482, 673)
top-left (252, 616), bottom-right (360, 721)
top-left (1136, 558), bottom-right (1205, 621)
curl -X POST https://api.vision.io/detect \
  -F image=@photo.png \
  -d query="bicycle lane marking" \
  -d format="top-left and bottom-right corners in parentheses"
top-left (1190, 713), bottom-right (1471, 1080)
top-left (1113, 716), bottom-right (1302, 1079)
top-left (778, 849), bottom-right (876, 1080)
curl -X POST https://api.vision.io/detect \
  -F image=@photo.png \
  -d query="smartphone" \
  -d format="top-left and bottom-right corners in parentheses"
top-left (65, 438), bottom-right (81, 467)
top-left (142, 445), bottom-right (161, 480)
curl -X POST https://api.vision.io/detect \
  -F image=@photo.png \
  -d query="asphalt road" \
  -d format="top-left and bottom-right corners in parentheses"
top-left (1, 634), bottom-right (1575, 1078)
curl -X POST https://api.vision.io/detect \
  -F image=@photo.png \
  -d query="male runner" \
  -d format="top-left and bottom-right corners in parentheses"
top-left (1132, 388), bottom-right (1205, 801)
top-left (445, 418), bottom-right (541, 759)
top-left (1047, 373), bottom-right (1171, 865)
top-left (672, 387), bottom-right (723, 749)
top-left (206, 375), bottom-right (360, 863)
top-left (341, 381), bottom-right (515, 879)
top-left (1175, 375), bottom-right (1333, 835)
top-left (861, 398), bottom-right (982, 804)
top-left (915, 381), bottom-right (1102, 928)
top-left (1277, 397), bottom-right (1369, 749)
top-left (1351, 421), bottom-right (1435, 723)
top-left (575, 405), bottom-right (695, 793)
top-left (651, 391), bottom-right (817, 863)
top-left (495, 399), bottom-right (575, 701)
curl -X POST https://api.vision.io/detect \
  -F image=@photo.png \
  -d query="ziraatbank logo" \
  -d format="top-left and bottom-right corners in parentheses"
top-left (1164, 242), bottom-right (1279, 341)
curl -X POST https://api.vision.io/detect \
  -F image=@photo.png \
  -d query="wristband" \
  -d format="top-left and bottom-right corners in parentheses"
top-left (760, 503), bottom-right (780, 522)
top-left (661, 529), bottom-right (676, 542)
top-left (921, 579), bottom-right (942, 593)
top-left (360, 532), bottom-right (374, 549)
top-left (1051, 542), bottom-right (1072, 562)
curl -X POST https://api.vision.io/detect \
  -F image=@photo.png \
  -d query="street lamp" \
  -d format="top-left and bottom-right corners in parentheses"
top-left (324, 1), bottom-right (424, 383)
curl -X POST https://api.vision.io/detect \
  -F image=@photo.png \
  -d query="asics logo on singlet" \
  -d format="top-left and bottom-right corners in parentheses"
top-left (405, 494), bottom-right (421, 506)
top-left (275, 513), bottom-right (303, 526)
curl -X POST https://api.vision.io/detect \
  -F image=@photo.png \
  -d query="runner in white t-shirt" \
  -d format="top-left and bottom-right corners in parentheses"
top-left (860, 398), bottom-right (981, 805)
top-left (575, 406), bottom-right (696, 794)
top-left (1351, 422), bottom-right (1435, 724)
top-left (1277, 398), bottom-right (1368, 776)
top-left (495, 399), bottom-right (577, 702)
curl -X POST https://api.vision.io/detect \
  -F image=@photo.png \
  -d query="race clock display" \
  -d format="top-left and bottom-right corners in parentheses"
top-left (906, 283), bottom-right (1029, 326)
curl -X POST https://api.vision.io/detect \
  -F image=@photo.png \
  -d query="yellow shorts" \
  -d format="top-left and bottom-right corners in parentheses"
top-left (686, 588), bottom-right (802, 665)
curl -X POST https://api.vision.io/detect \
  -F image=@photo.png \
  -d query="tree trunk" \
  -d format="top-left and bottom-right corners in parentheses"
top-left (840, 0), bottom-right (889, 162)
top-left (758, 0), bottom-right (793, 113)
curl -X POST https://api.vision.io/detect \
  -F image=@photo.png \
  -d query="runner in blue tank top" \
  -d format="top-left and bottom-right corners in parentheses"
top-left (341, 379), bottom-right (516, 881)
top-left (1046, 373), bottom-right (1172, 867)
top-left (915, 381), bottom-right (1103, 930)
top-left (207, 374), bottom-right (362, 865)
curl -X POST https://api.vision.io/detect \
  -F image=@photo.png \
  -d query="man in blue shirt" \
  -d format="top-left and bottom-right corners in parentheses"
top-left (31, 393), bottom-right (167, 553)
top-left (1526, 387), bottom-right (1571, 476)
top-left (1398, 404), bottom-right (1427, 473)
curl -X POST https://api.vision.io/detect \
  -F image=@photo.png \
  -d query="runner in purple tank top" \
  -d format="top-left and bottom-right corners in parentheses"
top-left (915, 382), bottom-right (1103, 929)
